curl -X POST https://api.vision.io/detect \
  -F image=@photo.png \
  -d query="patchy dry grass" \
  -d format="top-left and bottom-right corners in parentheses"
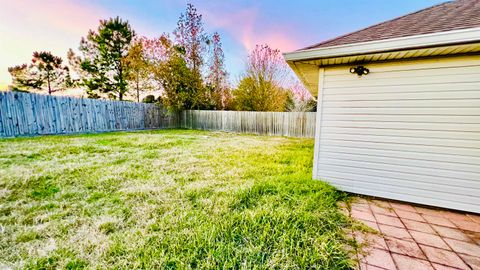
top-left (0, 130), bottom-right (355, 269)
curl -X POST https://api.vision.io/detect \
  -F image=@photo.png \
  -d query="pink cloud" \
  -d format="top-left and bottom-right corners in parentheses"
top-left (0, 0), bottom-right (106, 85)
top-left (2, 1), bottom-right (105, 36)
top-left (203, 7), bottom-right (301, 53)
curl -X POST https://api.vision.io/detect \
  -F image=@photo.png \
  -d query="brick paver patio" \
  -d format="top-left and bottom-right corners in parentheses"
top-left (344, 197), bottom-right (480, 270)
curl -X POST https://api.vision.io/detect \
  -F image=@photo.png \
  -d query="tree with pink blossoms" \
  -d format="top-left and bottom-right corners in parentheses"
top-left (233, 45), bottom-right (292, 111)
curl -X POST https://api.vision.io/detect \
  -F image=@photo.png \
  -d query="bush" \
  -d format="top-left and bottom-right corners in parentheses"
top-left (142, 95), bottom-right (156, 103)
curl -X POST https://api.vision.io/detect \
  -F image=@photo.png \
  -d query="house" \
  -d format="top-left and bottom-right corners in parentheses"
top-left (284, 0), bottom-right (480, 213)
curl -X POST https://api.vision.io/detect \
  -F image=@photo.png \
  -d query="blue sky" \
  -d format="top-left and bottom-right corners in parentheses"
top-left (0, 0), bottom-right (446, 88)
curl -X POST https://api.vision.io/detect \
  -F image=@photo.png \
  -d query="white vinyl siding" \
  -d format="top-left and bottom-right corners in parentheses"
top-left (314, 55), bottom-right (480, 213)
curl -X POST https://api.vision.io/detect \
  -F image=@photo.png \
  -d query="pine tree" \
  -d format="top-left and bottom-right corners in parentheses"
top-left (8, 51), bottom-right (69, 94)
top-left (79, 17), bottom-right (134, 100)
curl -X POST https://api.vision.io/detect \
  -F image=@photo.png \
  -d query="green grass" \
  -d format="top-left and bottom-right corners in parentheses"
top-left (0, 130), bottom-right (356, 269)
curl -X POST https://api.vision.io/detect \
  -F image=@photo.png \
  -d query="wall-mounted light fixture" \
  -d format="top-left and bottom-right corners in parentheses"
top-left (350, 66), bottom-right (369, 76)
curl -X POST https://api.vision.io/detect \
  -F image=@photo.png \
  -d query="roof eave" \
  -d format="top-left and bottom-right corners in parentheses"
top-left (283, 27), bottom-right (480, 62)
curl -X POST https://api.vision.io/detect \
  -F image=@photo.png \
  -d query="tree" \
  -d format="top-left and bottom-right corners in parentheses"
top-left (123, 38), bottom-right (151, 102)
top-left (66, 48), bottom-right (86, 88)
top-left (142, 94), bottom-right (156, 103)
top-left (233, 45), bottom-right (292, 111)
top-left (287, 81), bottom-right (316, 112)
top-left (150, 36), bottom-right (203, 111)
top-left (206, 32), bottom-right (231, 110)
top-left (233, 77), bottom-right (290, 111)
top-left (170, 4), bottom-right (216, 110)
top-left (7, 64), bottom-right (41, 91)
top-left (173, 3), bottom-right (207, 75)
top-left (8, 51), bottom-right (69, 94)
top-left (79, 17), bottom-right (134, 100)
top-left (140, 34), bottom-right (172, 94)
top-left (157, 53), bottom-right (202, 111)
top-left (31, 52), bottom-right (67, 94)
top-left (142, 34), bottom-right (173, 65)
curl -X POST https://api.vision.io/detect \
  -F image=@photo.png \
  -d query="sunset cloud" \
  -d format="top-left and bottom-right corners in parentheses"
top-left (0, 0), bottom-right (106, 86)
top-left (203, 5), bottom-right (301, 53)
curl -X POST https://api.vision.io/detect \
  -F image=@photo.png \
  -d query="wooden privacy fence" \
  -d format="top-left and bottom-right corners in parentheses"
top-left (0, 91), bottom-right (179, 137)
top-left (0, 91), bottom-right (316, 138)
top-left (181, 110), bottom-right (316, 138)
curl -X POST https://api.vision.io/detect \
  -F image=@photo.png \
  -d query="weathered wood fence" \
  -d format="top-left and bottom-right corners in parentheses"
top-left (181, 110), bottom-right (316, 138)
top-left (0, 92), bottom-right (316, 138)
top-left (0, 91), bottom-right (179, 137)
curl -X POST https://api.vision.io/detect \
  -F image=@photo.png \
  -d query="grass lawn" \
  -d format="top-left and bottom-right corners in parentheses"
top-left (0, 130), bottom-right (356, 269)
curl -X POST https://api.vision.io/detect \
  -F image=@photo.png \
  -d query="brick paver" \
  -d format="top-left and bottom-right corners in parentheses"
top-left (345, 197), bottom-right (480, 270)
top-left (391, 253), bottom-right (433, 270)
top-left (403, 219), bottom-right (436, 234)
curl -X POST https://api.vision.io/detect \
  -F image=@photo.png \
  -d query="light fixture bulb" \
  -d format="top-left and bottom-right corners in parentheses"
top-left (350, 66), bottom-right (369, 76)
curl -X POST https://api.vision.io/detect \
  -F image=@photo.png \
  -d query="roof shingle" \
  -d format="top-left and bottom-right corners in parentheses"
top-left (302, 0), bottom-right (480, 50)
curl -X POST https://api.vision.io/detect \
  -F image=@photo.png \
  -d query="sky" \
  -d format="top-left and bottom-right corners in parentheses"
top-left (0, 0), bottom-right (447, 89)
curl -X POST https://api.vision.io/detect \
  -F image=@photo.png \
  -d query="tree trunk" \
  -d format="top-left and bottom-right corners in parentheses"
top-left (47, 72), bottom-right (51, 95)
top-left (136, 74), bottom-right (140, 103)
top-left (118, 60), bottom-right (123, 101)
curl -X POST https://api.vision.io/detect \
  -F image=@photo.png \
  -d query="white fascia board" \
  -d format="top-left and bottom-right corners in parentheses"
top-left (283, 27), bottom-right (480, 62)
